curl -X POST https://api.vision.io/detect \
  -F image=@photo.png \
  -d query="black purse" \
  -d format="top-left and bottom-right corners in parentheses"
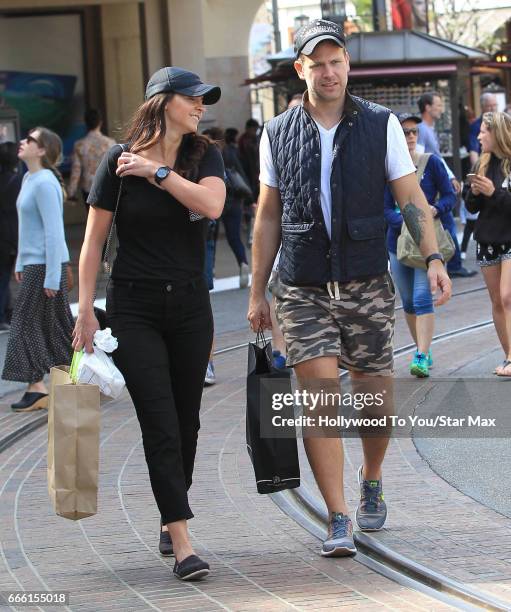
top-left (225, 167), bottom-right (253, 200)
top-left (94, 146), bottom-right (126, 329)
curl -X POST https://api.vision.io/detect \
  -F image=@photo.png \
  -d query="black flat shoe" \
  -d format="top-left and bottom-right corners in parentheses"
top-left (173, 555), bottom-right (210, 581)
top-left (159, 520), bottom-right (173, 556)
top-left (11, 392), bottom-right (48, 412)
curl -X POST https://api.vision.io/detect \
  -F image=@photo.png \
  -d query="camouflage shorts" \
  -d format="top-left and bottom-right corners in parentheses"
top-left (273, 272), bottom-right (396, 375)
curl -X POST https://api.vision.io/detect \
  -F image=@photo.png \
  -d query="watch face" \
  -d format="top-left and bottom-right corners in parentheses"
top-left (156, 167), bottom-right (169, 179)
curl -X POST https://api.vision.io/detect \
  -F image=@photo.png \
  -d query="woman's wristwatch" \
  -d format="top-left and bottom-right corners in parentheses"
top-left (155, 166), bottom-right (172, 185)
top-left (425, 253), bottom-right (445, 267)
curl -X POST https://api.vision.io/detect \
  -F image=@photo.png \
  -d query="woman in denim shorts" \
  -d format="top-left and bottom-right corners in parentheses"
top-left (466, 111), bottom-right (511, 376)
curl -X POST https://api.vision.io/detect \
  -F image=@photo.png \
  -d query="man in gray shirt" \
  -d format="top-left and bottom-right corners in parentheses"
top-left (417, 92), bottom-right (477, 278)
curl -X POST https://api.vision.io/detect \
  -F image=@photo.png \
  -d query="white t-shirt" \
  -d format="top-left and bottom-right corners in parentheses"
top-left (259, 112), bottom-right (415, 238)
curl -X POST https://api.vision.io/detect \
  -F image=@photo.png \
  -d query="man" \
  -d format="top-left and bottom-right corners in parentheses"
top-left (417, 92), bottom-right (477, 278)
top-left (68, 109), bottom-right (116, 208)
top-left (248, 20), bottom-right (451, 557)
top-left (469, 92), bottom-right (498, 167)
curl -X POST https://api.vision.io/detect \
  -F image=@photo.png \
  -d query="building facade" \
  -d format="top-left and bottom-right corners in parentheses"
top-left (0, 0), bottom-right (265, 143)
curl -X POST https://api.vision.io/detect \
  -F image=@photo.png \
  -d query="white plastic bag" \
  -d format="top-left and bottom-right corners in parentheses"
top-left (75, 329), bottom-right (125, 399)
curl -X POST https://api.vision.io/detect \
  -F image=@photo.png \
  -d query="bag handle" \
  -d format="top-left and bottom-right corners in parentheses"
top-left (415, 153), bottom-right (432, 184)
top-left (103, 144), bottom-right (128, 273)
top-left (255, 327), bottom-right (268, 346)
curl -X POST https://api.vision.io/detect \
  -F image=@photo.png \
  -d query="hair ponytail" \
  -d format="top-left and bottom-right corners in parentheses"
top-left (49, 167), bottom-right (67, 200)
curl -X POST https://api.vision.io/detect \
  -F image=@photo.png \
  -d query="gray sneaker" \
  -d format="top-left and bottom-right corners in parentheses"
top-left (356, 465), bottom-right (387, 531)
top-left (321, 512), bottom-right (356, 557)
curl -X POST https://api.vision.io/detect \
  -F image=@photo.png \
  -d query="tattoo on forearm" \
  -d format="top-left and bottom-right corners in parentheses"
top-left (402, 203), bottom-right (426, 246)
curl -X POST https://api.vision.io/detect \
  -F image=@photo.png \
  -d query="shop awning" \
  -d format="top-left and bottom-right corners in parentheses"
top-left (245, 62), bottom-right (458, 85)
top-left (266, 30), bottom-right (489, 67)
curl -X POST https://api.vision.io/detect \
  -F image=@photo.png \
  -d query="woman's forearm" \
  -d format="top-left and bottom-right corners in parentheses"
top-left (160, 171), bottom-right (225, 219)
top-left (78, 240), bottom-right (102, 315)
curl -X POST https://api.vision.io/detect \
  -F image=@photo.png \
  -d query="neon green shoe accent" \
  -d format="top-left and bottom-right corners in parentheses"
top-left (410, 352), bottom-right (429, 378)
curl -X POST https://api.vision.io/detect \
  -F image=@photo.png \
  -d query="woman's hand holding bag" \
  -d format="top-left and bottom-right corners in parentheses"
top-left (72, 310), bottom-right (100, 354)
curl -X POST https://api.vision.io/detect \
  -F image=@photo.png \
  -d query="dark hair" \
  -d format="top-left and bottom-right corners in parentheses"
top-left (30, 127), bottom-right (66, 198)
top-left (418, 91), bottom-right (441, 114)
top-left (224, 128), bottom-right (238, 144)
top-left (245, 118), bottom-right (259, 130)
top-left (202, 127), bottom-right (224, 141)
top-left (84, 109), bottom-right (102, 131)
top-left (0, 142), bottom-right (18, 173)
top-left (125, 92), bottom-right (212, 180)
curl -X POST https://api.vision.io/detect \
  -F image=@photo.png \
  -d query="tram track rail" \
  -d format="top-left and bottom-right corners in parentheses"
top-left (0, 282), bottom-right (505, 610)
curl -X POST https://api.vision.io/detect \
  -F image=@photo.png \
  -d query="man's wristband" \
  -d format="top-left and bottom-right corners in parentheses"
top-left (425, 253), bottom-right (445, 267)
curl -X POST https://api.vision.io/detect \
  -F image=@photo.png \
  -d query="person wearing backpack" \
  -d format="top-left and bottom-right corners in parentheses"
top-left (384, 113), bottom-right (456, 377)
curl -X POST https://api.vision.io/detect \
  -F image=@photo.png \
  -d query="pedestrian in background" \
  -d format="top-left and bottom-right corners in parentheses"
top-left (73, 67), bottom-right (225, 581)
top-left (468, 93), bottom-right (498, 167)
top-left (0, 142), bottom-right (22, 330)
top-left (417, 91), bottom-right (476, 278)
top-left (466, 111), bottom-right (511, 377)
top-left (2, 127), bottom-right (73, 412)
top-left (223, 127), bottom-right (251, 287)
top-left (238, 118), bottom-right (260, 246)
top-left (68, 109), bottom-right (116, 208)
top-left (384, 113), bottom-right (456, 378)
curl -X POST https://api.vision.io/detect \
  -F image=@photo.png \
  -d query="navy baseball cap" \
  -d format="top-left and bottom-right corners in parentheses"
top-left (396, 112), bottom-right (422, 124)
top-left (294, 19), bottom-right (345, 58)
top-left (145, 67), bottom-right (221, 104)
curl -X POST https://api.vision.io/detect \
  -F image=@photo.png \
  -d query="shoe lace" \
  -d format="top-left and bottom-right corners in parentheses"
top-left (415, 353), bottom-right (427, 365)
top-left (330, 513), bottom-right (350, 538)
top-left (361, 482), bottom-right (382, 511)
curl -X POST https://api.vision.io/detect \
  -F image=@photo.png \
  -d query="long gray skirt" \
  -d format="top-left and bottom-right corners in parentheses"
top-left (2, 264), bottom-right (74, 383)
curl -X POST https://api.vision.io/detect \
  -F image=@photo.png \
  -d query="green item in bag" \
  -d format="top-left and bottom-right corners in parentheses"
top-left (69, 350), bottom-right (84, 384)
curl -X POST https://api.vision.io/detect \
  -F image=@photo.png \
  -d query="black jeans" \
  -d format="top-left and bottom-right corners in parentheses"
top-left (106, 277), bottom-right (213, 523)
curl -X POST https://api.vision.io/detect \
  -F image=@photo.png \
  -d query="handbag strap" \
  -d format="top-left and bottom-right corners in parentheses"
top-left (415, 153), bottom-right (432, 184)
top-left (102, 144), bottom-right (128, 272)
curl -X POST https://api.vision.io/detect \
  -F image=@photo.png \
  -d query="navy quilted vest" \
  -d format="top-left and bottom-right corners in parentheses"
top-left (266, 93), bottom-right (390, 285)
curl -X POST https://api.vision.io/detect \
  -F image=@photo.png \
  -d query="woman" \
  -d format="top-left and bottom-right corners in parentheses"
top-left (384, 113), bottom-right (456, 377)
top-left (0, 142), bottom-right (22, 330)
top-left (2, 128), bottom-right (73, 410)
top-left (72, 67), bottom-right (225, 581)
top-left (223, 127), bottom-right (251, 288)
top-left (466, 111), bottom-right (511, 376)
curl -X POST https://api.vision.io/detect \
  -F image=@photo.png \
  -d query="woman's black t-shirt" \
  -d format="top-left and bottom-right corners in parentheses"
top-left (87, 143), bottom-right (225, 282)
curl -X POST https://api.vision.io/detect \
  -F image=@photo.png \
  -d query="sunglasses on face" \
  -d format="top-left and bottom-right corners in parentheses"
top-left (402, 128), bottom-right (417, 136)
top-left (26, 135), bottom-right (40, 146)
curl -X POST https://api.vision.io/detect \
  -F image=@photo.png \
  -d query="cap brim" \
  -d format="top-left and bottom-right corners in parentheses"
top-left (176, 83), bottom-right (221, 105)
top-left (400, 116), bottom-right (422, 124)
top-left (299, 35), bottom-right (344, 57)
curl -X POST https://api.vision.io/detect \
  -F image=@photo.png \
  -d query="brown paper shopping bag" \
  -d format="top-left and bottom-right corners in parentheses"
top-left (47, 362), bottom-right (100, 520)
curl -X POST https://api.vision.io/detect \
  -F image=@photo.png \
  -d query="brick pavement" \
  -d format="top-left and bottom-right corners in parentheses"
top-left (0, 281), bottom-right (506, 611)
top-left (0, 334), bottom-right (456, 610)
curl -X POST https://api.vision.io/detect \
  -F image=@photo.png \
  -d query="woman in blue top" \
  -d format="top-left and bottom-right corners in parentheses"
top-left (2, 127), bottom-right (73, 411)
top-left (384, 113), bottom-right (456, 377)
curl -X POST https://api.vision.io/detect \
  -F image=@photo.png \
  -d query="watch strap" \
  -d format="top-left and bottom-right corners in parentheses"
top-left (425, 253), bottom-right (444, 267)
